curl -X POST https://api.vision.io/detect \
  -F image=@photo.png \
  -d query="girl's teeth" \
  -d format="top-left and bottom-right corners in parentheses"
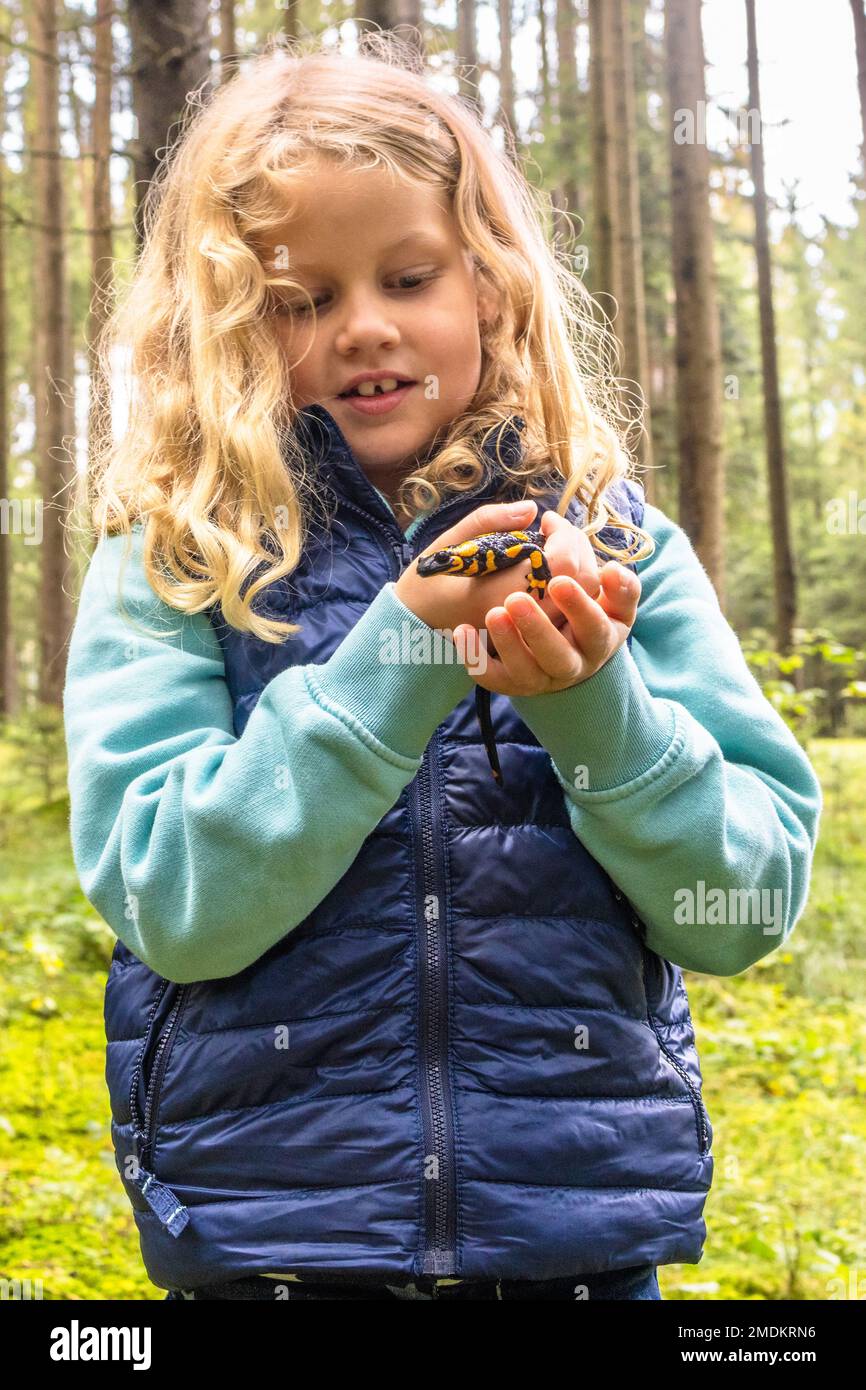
top-left (356, 379), bottom-right (401, 396)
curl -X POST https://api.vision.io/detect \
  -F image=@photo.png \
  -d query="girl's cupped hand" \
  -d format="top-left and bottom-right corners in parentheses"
top-left (453, 509), bottom-right (642, 696)
top-left (395, 499), bottom-right (586, 637)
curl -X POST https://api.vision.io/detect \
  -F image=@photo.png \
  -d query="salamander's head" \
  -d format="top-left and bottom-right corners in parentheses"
top-left (417, 549), bottom-right (467, 577)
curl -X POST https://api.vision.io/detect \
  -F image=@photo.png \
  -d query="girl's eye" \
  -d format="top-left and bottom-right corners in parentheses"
top-left (269, 294), bottom-right (317, 317)
top-left (393, 272), bottom-right (435, 291)
top-left (272, 272), bottom-right (436, 318)
top-left (278, 300), bottom-right (318, 317)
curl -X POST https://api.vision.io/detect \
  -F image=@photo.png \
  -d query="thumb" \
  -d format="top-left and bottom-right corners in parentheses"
top-left (423, 499), bottom-right (539, 555)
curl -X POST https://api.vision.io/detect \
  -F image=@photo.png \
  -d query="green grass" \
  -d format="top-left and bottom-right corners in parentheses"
top-left (0, 739), bottom-right (863, 1300)
top-left (661, 738), bottom-right (866, 1300)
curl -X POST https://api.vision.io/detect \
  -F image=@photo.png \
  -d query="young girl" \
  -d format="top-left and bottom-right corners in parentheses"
top-left (63, 36), bottom-right (822, 1302)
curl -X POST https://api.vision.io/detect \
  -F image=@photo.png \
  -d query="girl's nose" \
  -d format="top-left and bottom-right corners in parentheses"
top-left (334, 291), bottom-right (402, 352)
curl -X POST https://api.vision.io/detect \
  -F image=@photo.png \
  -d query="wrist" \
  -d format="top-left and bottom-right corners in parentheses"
top-left (311, 582), bottom-right (474, 759)
top-left (510, 643), bottom-right (677, 792)
top-left (393, 568), bottom-right (435, 630)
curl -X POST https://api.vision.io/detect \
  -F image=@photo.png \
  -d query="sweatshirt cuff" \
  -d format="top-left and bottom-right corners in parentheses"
top-left (509, 642), bottom-right (677, 794)
top-left (306, 581), bottom-right (475, 761)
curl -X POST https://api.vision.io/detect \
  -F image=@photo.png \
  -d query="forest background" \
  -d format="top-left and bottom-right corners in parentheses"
top-left (0, 0), bottom-right (864, 1301)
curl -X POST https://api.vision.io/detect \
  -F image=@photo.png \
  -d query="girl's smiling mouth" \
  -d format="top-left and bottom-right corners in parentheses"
top-left (338, 381), bottom-right (416, 416)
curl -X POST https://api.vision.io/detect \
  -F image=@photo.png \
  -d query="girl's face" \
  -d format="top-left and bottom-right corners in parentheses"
top-left (261, 160), bottom-right (494, 495)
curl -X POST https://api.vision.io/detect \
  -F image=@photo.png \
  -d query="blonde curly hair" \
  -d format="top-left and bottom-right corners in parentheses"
top-left (78, 28), bottom-right (654, 643)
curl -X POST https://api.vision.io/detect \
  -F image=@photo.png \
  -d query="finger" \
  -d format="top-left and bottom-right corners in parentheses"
top-left (428, 498), bottom-right (539, 554)
top-left (594, 562), bottom-right (642, 628)
top-left (544, 575), bottom-right (614, 666)
top-left (493, 594), bottom-right (582, 685)
top-left (453, 623), bottom-right (511, 687)
top-left (453, 624), bottom-right (495, 677)
top-left (476, 609), bottom-right (542, 692)
top-left (538, 510), bottom-right (601, 596)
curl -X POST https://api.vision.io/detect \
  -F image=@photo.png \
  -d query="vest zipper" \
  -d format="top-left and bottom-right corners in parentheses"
top-left (335, 495), bottom-right (412, 572)
top-left (336, 487), bottom-right (497, 571)
top-left (127, 982), bottom-right (191, 1239)
top-left (128, 979), bottom-right (169, 1134)
top-left (331, 492), bottom-right (477, 1273)
top-left (142, 984), bottom-right (188, 1160)
top-left (413, 735), bottom-right (458, 1274)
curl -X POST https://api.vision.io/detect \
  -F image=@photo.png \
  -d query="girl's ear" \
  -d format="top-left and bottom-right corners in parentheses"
top-left (474, 277), bottom-right (500, 336)
top-left (467, 246), bottom-right (502, 335)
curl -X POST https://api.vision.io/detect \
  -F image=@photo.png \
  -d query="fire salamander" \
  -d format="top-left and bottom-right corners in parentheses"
top-left (417, 528), bottom-right (552, 788)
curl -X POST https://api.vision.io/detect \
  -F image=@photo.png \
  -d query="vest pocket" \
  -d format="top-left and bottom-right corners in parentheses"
top-left (645, 1012), bottom-right (711, 1156)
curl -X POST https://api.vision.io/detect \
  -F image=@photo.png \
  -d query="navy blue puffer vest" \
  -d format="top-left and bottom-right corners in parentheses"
top-left (103, 406), bottom-right (713, 1290)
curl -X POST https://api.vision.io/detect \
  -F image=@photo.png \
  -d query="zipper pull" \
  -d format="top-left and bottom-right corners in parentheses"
top-left (133, 1164), bottom-right (190, 1238)
top-left (395, 540), bottom-right (415, 571)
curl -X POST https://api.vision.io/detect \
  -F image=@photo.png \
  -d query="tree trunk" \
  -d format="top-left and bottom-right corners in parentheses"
top-left (359, 1), bottom-right (425, 59)
top-left (457, 0), bottom-right (481, 115)
top-left (745, 0), bottom-right (796, 654)
top-left (496, 0), bottom-right (518, 162)
top-left (64, 35), bottom-right (92, 216)
top-left (665, 0), bottom-right (726, 605)
top-left (553, 0), bottom-right (581, 252)
top-left (32, 0), bottom-right (76, 708)
top-left (588, 0), bottom-right (622, 318)
top-left (127, 0), bottom-right (212, 248)
top-left (282, 2), bottom-right (299, 40)
top-left (610, 0), bottom-right (654, 483)
top-left (87, 0), bottom-right (114, 529)
top-left (219, 0), bottom-right (236, 75)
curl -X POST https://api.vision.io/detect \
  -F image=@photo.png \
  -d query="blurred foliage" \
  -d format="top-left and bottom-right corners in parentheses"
top-left (0, 705), bottom-right (68, 842)
top-left (742, 629), bottom-right (866, 747)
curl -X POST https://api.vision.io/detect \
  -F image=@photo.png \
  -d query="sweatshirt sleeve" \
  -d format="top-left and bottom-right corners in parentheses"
top-left (63, 526), bottom-right (475, 984)
top-left (508, 500), bottom-right (823, 977)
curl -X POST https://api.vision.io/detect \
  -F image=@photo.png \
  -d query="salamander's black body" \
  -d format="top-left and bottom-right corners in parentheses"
top-left (417, 528), bottom-right (552, 593)
top-left (417, 528), bottom-right (553, 786)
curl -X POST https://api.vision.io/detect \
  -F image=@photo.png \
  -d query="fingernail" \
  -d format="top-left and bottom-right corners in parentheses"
top-left (506, 501), bottom-right (534, 516)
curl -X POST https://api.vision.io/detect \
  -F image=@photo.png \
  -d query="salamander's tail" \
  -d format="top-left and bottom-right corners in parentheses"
top-left (475, 685), bottom-right (504, 787)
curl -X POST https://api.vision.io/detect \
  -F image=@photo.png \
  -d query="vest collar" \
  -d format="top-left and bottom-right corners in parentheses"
top-left (287, 403), bottom-right (529, 537)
